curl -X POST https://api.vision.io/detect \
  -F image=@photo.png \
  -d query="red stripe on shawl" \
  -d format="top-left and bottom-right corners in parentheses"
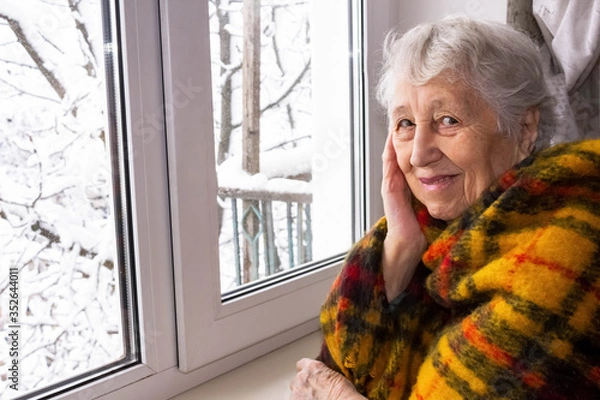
top-left (521, 372), bottom-right (545, 389)
top-left (554, 185), bottom-right (600, 201)
top-left (509, 252), bottom-right (585, 286)
top-left (520, 176), bottom-right (549, 195)
top-left (345, 262), bottom-right (361, 283)
top-left (499, 169), bottom-right (518, 189)
top-left (338, 263), bottom-right (365, 306)
top-left (338, 296), bottom-right (350, 312)
top-left (423, 235), bottom-right (459, 264)
top-left (462, 317), bottom-right (515, 367)
top-left (588, 366), bottom-right (600, 383)
top-left (335, 297), bottom-right (350, 332)
top-left (508, 229), bottom-right (600, 299)
top-left (437, 256), bottom-right (454, 301)
top-left (522, 176), bottom-right (600, 202)
top-left (463, 309), bottom-right (550, 390)
top-left (415, 373), bottom-right (443, 400)
top-left (423, 235), bottom-right (461, 301)
top-left (416, 206), bottom-right (431, 226)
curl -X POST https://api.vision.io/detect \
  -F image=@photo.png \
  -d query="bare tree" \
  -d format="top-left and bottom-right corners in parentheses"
top-left (0, 1), bottom-right (122, 394)
top-left (210, 0), bottom-right (312, 284)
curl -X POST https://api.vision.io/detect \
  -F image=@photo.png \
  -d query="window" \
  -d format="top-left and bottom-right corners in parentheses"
top-left (0, 0), bottom-right (136, 397)
top-left (209, 0), bottom-right (354, 294)
top-left (165, 0), bottom-right (364, 373)
top-left (0, 0), bottom-right (402, 397)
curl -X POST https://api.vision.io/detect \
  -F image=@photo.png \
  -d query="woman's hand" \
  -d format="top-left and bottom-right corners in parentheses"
top-left (381, 132), bottom-right (427, 300)
top-left (288, 359), bottom-right (366, 400)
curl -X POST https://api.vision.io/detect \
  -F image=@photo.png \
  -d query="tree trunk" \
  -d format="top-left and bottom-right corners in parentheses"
top-left (216, 0), bottom-right (234, 237)
top-left (242, 0), bottom-right (261, 283)
top-left (216, 0), bottom-right (233, 165)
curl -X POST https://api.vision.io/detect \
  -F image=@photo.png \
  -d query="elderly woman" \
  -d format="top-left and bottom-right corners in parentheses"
top-left (289, 17), bottom-right (600, 400)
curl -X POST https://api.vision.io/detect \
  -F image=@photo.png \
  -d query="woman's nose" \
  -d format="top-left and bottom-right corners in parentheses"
top-left (409, 124), bottom-right (442, 167)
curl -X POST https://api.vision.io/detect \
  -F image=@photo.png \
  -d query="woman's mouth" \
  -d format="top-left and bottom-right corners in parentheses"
top-left (418, 175), bottom-right (457, 191)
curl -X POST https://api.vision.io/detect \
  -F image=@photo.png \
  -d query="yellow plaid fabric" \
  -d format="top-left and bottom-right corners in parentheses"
top-left (318, 139), bottom-right (600, 399)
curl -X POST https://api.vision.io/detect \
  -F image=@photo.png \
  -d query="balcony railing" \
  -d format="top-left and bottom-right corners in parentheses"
top-left (218, 184), bottom-right (312, 286)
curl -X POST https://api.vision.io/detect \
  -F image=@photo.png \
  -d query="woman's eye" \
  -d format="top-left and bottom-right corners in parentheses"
top-left (396, 119), bottom-right (414, 129)
top-left (440, 116), bottom-right (459, 126)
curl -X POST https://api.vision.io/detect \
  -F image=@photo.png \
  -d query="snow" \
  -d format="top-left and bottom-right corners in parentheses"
top-left (0, 0), bottom-right (354, 396)
top-left (260, 144), bottom-right (313, 178)
top-left (217, 143), bottom-right (313, 194)
top-left (264, 177), bottom-right (311, 194)
top-left (0, 0), bottom-right (91, 98)
top-left (0, 0), bottom-right (123, 397)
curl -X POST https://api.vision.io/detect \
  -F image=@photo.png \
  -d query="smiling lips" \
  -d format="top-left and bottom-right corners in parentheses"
top-left (418, 175), bottom-right (458, 191)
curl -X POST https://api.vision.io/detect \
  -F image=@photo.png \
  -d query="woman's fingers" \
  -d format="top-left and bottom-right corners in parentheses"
top-left (296, 357), bottom-right (314, 369)
top-left (381, 133), bottom-right (413, 227)
top-left (379, 132), bottom-right (427, 299)
top-left (289, 359), bottom-right (329, 399)
top-left (382, 129), bottom-right (396, 163)
top-left (381, 132), bottom-right (403, 187)
top-left (289, 359), bottom-right (362, 400)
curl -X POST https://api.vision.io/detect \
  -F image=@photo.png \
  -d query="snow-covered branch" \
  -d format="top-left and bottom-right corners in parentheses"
top-left (230, 58), bottom-right (311, 130)
top-left (0, 14), bottom-right (66, 99)
top-left (68, 0), bottom-right (97, 77)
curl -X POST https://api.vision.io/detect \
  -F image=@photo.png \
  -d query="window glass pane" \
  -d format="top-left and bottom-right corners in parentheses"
top-left (209, 0), bottom-right (353, 293)
top-left (0, 0), bottom-right (134, 397)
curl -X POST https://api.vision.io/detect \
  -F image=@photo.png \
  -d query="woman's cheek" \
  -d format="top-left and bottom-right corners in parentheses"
top-left (396, 152), bottom-right (412, 175)
top-left (393, 143), bottom-right (412, 172)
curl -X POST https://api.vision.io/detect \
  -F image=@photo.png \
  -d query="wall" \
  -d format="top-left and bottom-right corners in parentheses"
top-left (395, 0), bottom-right (507, 30)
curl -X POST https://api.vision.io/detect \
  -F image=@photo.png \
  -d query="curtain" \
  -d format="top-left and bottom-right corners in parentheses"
top-left (507, 0), bottom-right (600, 143)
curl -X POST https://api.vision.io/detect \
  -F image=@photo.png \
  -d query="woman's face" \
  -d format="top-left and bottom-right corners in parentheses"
top-left (390, 77), bottom-right (534, 221)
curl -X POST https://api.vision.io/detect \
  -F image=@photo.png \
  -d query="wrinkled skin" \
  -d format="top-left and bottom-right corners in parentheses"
top-left (389, 77), bottom-right (536, 222)
top-left (288, 359), bottom-right (365, 400)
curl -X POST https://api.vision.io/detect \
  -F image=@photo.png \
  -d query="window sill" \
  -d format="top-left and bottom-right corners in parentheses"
top-left (170, 330), bottom-right (322, 400)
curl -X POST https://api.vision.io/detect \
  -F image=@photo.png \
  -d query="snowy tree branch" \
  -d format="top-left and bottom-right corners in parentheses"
top-left (231, 59), bottom-right (310, 130)
top-left (262, 59), bottom-right (310, 113)
top-left (0, 13), bottom-right (66, 99)
top-left (0, 75), bottom-right (60, 103)
top-left (0, 57), bottom-right (38, 70)
top-left (269, 7), bottom-right (285, 77)
top-left (68, 0), bottom-right (97, 77)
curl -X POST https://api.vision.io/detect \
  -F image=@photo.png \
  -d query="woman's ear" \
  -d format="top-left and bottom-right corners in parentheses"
top-left (519, 106), bottom-right (540, 155)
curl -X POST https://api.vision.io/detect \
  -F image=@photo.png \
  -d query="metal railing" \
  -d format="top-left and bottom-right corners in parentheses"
top-left (218, 185), bottom-right (312, 286)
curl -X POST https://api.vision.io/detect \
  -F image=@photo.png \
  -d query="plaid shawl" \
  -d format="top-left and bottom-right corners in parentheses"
top-left (318, 139), bottom-right (600, 399)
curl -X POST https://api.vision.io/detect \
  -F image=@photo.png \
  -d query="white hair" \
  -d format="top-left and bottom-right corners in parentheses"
top-left (376, 16), bottom-right (556, 150)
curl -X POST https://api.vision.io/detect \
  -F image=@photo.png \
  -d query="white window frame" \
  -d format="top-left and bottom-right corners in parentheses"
top-left (49, 0), bottom-right (397, 399)
top-left (161, 0), bottom-right (354, 374)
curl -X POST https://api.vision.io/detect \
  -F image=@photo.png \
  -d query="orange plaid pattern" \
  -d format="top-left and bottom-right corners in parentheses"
top-left (319, 139), bottom-right (600, 399)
